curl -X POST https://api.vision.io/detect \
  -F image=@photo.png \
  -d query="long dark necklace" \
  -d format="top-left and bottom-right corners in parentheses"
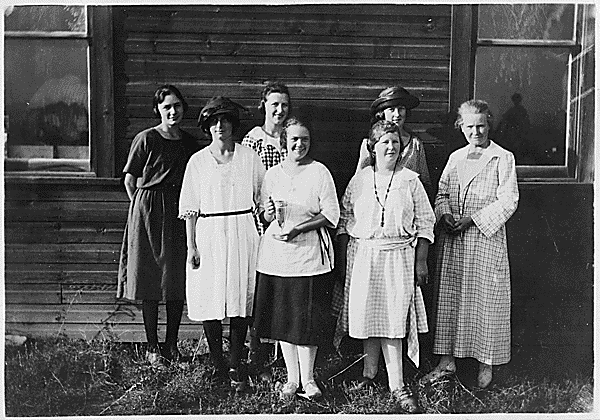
top-left (373, 157), bottom-right (399, 227)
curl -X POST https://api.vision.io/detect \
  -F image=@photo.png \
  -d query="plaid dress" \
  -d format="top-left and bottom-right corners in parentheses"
top-left (433, 141), bottom-right (519, 365)
top-left (334, 167), bottom-right (435, 366)
top-left (242, 126), bottom-right (287, 235)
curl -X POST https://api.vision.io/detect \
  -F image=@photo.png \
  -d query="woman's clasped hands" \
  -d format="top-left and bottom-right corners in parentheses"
top-left (440, 213), bottom-right (474, 235)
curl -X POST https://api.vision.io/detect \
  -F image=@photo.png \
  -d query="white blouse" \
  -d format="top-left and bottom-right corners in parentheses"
top-left (256, 160), bottom-right (340, 277)
top-left (338, 167), bottom-right (434, 245)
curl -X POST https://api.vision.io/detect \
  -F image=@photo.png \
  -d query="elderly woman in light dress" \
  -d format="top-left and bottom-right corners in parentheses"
top-left (422, 99), bottom-right (519, 389)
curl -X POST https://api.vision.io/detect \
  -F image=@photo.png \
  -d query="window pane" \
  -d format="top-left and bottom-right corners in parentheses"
top-left (4, 5), bottom-right (87, 33)
top-left (478, 4), bottom-right (575, 40)
top-left (4, 39), bottom-right (89, 167)
top-left (475, 46), bottom-right (570, 166)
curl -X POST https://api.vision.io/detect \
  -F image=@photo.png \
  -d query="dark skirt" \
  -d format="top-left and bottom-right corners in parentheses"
top-left (253, 272), bottom-right (334, 346)
top-left (117, 187), bottom-right (186, 301)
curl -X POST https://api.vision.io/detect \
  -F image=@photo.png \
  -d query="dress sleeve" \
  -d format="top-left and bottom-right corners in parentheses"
top-left (241, 132), bottom-right (258, 151)
top-left (411, 177), bottom-right (435, 244)
top-left (337, 173), bottom-right (358, 236)
top-left (434, 153), bottom-right (454, 221)
top-left (471, 151), bottom-right (519, 238)
top-left (252, 152), bottom-right (266, 210)
top-left (413, 137), bottom-right (432, 195)
top-left (318, 165), bottom-right (340, 228)
top-left (122, 131), bottom-right (148, 177)
top-left (178, 154), bottom-right (201, 219)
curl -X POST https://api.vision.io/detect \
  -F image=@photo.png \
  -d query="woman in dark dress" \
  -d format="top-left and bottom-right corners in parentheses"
top-left (117, 85), bottom-right (200, 367)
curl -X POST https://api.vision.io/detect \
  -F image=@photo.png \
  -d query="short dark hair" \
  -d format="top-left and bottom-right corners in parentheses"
top-left (280, 117), bottom-right (310, 150)
top-left (259, 81), bottom-right (291, 114)
top-left (152, 85), bottom-right (188, 118)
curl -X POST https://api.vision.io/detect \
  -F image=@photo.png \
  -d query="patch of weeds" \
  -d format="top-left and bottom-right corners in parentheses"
top-left (4, 336), bottom-right (595, 415)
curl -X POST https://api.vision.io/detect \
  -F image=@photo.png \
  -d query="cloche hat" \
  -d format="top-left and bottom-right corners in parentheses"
top-left (370, 86), bottom-right (420, 117)
top-left (198, 96), bottom-right (247, 133)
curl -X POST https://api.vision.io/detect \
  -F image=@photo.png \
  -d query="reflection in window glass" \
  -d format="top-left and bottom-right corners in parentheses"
top-left (4, 5), bottom-right (86, 32)
top-left (478, 4), bottom-right (574, 40)
top-left (475, 47), bottom-right (570, 165)
top-left (4, 39), bottom-right (89, 160)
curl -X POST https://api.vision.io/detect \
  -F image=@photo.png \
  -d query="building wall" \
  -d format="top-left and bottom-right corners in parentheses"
top-left (112, 4), bottom-right (453, 192)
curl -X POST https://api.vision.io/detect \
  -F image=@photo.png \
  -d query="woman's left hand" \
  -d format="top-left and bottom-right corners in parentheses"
top-left (452, 216), bottom-right (474, 234)
top-left (415, 260), bottom-right (429, 286)
top-left (272, 226), bottom-right (301, 242)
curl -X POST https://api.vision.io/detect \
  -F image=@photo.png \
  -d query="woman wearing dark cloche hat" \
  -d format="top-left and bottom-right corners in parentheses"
top-left (179, 96), bottom-right (266, 394)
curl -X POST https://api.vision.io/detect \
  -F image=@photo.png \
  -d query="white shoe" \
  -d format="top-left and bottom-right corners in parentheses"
top-left (299, 380), bottom-right (322, 399)
top-left (478, 363), bottom-right (493, 389)
top-left (280, 381), bottom-right (298, 400)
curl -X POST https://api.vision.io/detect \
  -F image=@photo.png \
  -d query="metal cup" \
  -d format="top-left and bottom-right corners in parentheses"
top-left (274, 200), bottom-right (287, 229)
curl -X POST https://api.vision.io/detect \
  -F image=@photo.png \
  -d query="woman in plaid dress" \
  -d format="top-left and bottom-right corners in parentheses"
top-left (331, 86), bottom-right (432, 337)
top-left (422, 100), bottom-right (519, 389)
top-left (335, 120), bottom-right (435, 413)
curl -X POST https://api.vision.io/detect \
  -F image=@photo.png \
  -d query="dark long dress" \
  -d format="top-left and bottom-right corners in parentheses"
top-left (117, 128), bottom-right (200, 301)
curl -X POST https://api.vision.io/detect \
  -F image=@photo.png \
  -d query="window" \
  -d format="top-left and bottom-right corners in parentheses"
top-left (450, 4), bottom-right (595, 180)
top-left (4, 6), bottom-right (114, 177)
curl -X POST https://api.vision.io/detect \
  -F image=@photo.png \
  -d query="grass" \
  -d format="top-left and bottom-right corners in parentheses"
top-left (4, 335), bottom-right (594, 416)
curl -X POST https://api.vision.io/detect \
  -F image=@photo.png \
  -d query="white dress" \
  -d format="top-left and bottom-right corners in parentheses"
top-left (178, 145), bottom-right (265, 321)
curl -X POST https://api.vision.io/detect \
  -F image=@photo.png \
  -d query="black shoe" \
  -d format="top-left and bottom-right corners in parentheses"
top-left (392, 385), bottom-right (423, 414)
top-left (348, 375), bottom-right (375, 392)
top-left (229, 365), bottom-right (248, 393)
top-left (164, 344), bottom-right (182, 363)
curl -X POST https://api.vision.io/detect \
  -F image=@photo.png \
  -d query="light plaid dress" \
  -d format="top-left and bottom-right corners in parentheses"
top-left (334, 167), bottom-right (435, 367)
top-left (433, 141), bottom-right (519, 366)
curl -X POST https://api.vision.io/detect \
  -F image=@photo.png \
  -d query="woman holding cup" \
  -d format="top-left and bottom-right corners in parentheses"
top-left (253, 117), bottom-right (340, 400)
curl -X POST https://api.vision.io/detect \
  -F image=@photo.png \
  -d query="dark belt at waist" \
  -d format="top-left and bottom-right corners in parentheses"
top-left (198, 208), bottom-right (253, 218)
top-left (139, 182), bottom-right (181, 191)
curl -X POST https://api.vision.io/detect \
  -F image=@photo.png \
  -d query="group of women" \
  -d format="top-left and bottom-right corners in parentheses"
top-left (117, 81), bottom-right (519, 413)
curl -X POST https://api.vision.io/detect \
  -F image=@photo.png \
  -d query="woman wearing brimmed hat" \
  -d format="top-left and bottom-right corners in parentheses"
top-left (356, 86), bottom-right (432, 196)
top-left (332, 86), bottom-right (433, 346)
top-left (179, 96), bottom-right (266, 393)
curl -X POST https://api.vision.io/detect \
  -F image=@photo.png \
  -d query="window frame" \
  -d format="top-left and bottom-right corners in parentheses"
top-left (4, 6), bottom-right (115, 180)
top-left (449, 4), bottom-right (586, 182)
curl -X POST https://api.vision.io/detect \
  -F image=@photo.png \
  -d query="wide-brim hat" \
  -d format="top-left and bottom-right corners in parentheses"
top-left (370, 86), bottom-right (420, 117)
top-left (198, 96), bottom-right (247, 133)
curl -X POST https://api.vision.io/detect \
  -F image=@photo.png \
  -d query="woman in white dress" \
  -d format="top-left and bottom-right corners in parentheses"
top-left (179, 96), bottom-right (265, 393)
top-left (335, 120), bottom-right (435, 413)
top-left (421, 100), bottom-right (518, 389)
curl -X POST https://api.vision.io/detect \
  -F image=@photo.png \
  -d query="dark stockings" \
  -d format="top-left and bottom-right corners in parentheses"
top-left (142, 300), bottom-right (159, 350)
top-left (203, 317), bottom-right (249, 368)
top-left (203, 319), bottom-right (225, 368)
top-left (142, 300), bottom-right (184, 351)
top-left (229, 317), bottom-right (250, 367)
top-left (165, 300), bottom-right (184, 348)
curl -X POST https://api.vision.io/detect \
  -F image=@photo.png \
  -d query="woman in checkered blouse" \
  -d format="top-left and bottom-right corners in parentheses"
top-left (242, 81), bottom-right (290, 202)
top-left (335, 120), bottom-right (435, 413)
top-left (422, 100), bottom-right (519, 389)
top-left (241, 81), bottom-right (291, 377)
